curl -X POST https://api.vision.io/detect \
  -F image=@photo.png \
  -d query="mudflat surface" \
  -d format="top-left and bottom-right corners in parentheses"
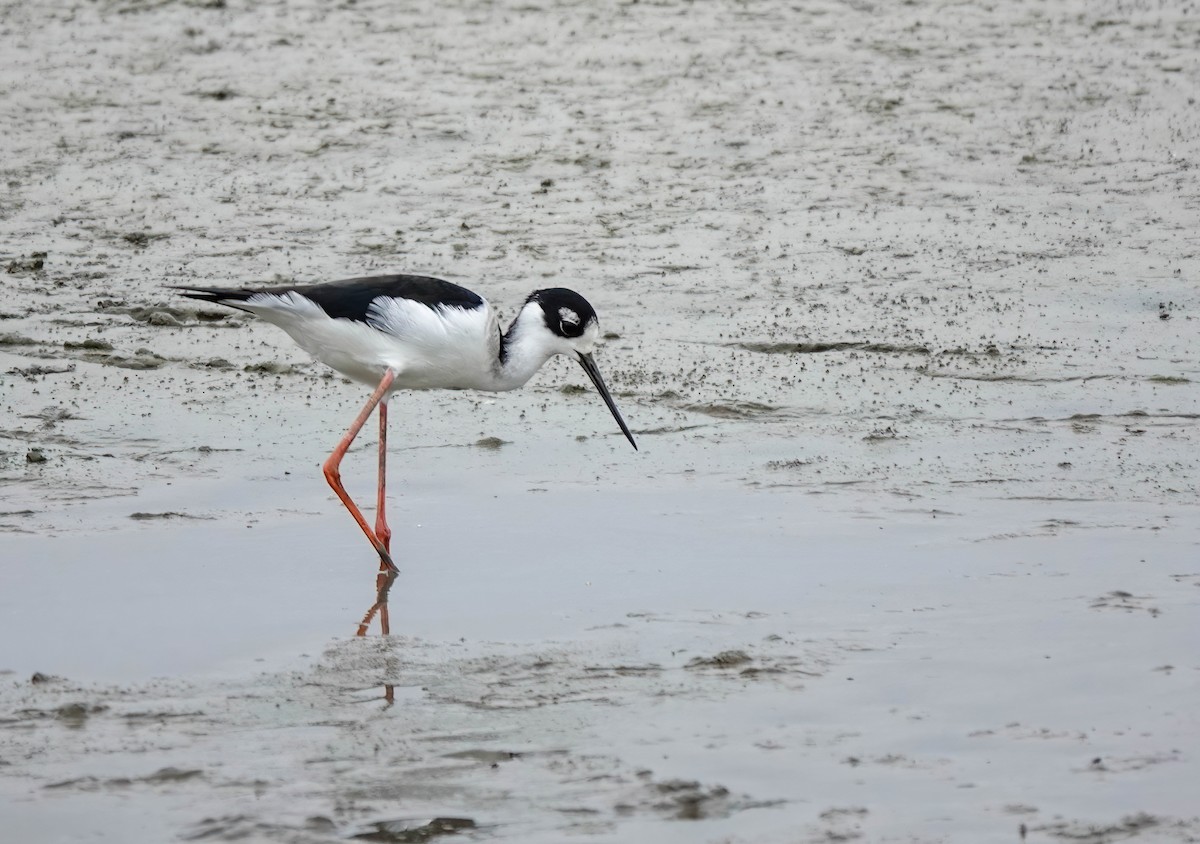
top-left (1, 1), bottom-right (1198, 842)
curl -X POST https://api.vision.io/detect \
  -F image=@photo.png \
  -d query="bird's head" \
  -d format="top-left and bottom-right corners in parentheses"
top-left (523, 288), bottom-right (637, 450)
top-left (528, 288), bottom-right (601, 355)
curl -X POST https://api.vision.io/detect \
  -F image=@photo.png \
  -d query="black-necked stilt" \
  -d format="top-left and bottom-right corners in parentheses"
top-left (174, 274), bottom-right (637, 575)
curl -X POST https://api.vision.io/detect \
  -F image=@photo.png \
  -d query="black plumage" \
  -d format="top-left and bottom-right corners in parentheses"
top-left (173, 275), bottom-right (484, 323)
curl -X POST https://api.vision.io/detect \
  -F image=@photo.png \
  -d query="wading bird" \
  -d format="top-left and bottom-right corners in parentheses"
top-left (174, 275), bottom-right (637, 578)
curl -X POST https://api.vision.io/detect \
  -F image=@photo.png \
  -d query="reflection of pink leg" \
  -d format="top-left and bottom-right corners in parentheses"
top-left (322, 370), bottom-right (398, 572)
top-left (375, 400), bottom-right (392, 635)
top-left (356, 568), bottom-right (397, 638)
top-left (375, 400), bottom-right (392, 555)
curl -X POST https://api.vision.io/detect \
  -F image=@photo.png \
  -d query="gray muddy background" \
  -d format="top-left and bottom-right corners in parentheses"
top-left (1, 1), bottom-right (1198, 842)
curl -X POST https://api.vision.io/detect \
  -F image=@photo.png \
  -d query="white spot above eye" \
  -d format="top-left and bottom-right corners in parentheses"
top-left (559, 307), bottom-right (580, 326)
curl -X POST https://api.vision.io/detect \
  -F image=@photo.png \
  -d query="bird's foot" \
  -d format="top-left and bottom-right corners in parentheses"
top-left (375, 544), bottom-right (398, 573)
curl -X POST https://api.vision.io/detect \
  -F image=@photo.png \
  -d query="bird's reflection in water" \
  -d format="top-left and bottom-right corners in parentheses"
top-left (355, 564), bottom-right (398, 706)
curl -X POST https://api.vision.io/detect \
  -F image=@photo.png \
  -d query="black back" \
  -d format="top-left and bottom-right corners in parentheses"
top-left (174, 275), bottom-right (483, 323)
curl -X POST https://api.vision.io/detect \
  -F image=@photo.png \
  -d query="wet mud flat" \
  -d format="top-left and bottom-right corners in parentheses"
top-left (2, 0), bottom-right (1200, 841)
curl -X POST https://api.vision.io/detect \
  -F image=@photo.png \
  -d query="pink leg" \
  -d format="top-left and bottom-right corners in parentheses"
top-left (323, 369), bottom-right (399, 573)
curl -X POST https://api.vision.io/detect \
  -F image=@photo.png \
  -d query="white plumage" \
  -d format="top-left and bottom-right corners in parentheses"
top-left (236, 290), bottom-right (503, 390)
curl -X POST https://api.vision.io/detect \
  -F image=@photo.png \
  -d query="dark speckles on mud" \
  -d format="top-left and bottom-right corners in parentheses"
top-left (182, 814), bottom-right (475, 843)
top-left (143, 766), bottom-right (204, 784)
top-left (144, 311), bottom-right (184, 327)
top-left (18, 702), bottom-right (110, 728)
top-left (347, 816), bottom-right (477, 842)
top-left (645, 778), bottom-right (783, 821)
top-left (63, 338), bottom-right (113, 351)
top-left (682, 401), bottom-right (777, 419)
top-left (120, 231), bottom-right (168, 248)
top-left (686, 650), bottom-right (752, 669)
top-left (1090, 591), bottom-right (1161, 617)
top-left (242, 361), bottom-right (299, 375)
top-left (110, 304), bottom-right (233, 325)
top-left (1033, 812), bottom-right (1164, 842)
top-left (129, 511), bottom-right (206, 521)
top-left (55, 336), bottom-right (167, 369)
top-left (81, 350), bottom-right (168, 370)
top-left (442, 748), bottom-right (520, 763)
top-left (193, 87), bottom-right (237, 100)
top-left (736, 340), bottom-right (932, 355)
top-left (5, 252), bottom-right (46, 274)
top-left (766, 458), bottom-right (815, 470)
top-left (45, 767), bottom-right (205, 793)
top-left (9, 364), bottom-right (76, 377)
top-left (23, 406), bottom-right (77, 427)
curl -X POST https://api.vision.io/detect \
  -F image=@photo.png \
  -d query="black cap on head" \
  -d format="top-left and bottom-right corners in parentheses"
top-left (529, 288), bottom-right (598, 339)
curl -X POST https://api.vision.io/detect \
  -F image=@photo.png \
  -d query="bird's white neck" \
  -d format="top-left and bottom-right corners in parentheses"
top-left (488, 303), bottom-right (565, 391)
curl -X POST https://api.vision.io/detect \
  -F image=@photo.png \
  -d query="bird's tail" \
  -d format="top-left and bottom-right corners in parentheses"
top-left (169, 285), bottom-right (260, 311)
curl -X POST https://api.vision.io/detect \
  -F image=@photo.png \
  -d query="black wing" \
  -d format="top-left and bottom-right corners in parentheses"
top-left (172, 274), bottom-right (484, 323)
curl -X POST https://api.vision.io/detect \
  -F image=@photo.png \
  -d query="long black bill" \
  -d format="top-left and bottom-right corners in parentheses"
top-left (576, 352), bottom-right (638, 450)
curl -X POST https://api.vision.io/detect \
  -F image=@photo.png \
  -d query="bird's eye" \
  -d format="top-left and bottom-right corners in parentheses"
top-left (558, 308), bottom-right (582, 336)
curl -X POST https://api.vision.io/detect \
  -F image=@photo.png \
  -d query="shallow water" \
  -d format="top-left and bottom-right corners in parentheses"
top-left (2, 0), bottom-right (1199, 841)
top-left (3, 489), bottom-right (1197, 843)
